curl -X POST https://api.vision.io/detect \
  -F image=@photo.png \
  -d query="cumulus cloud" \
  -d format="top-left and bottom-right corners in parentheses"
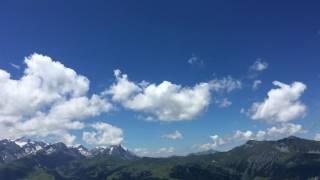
top-left (62, 134), bottom-right (77, 146)
top-left (233, 130), bottom-right (254, 141)
top-left (233, 123), bottom-right (305, 141)
top-left (266, 123), bottom-right (305, 138)
top-left (0, 53), bottom-right (112, 142)
top-left (0, 54), bottom-right (87, 119)
top-left (252, 80), bottom-right (262, 90)
top-left (162, 130), bottom-right (183, 140)
top-left (198, 135), bottom-right (226, 151)
top-left (82, 122), bottom-right (123, 146)
top-left (126, 81), bottom-right (211, 121)
top-left (314, 134), bottom-right (320, 141)
top-left (104, 69), bottom-right (141, 102)
top-left (249, 81), bottom-right (307, 123)
top-left (106, 70), bottom-right (241, 121)
top-left (13, 95), bottom-right (111, 138)
top-left (199, 123), bottom-right (305, 150)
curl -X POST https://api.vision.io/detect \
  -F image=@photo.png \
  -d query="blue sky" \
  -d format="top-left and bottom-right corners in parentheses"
top-left (0, 1), bottom-right (320, 156)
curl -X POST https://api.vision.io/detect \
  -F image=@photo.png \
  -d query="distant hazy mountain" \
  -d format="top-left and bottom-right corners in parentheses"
top-left (189, 149), bottom-right (218, 156)
top-left (1, 136), bottom-right (320, 179)
top-left (0, 139), bottom-right (26, 163)
top-left (210, 136), bottom-right (320, 179)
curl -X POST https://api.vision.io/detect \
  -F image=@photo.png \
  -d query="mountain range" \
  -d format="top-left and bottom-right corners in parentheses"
top-left (1, 136), bottom-right (320, 179)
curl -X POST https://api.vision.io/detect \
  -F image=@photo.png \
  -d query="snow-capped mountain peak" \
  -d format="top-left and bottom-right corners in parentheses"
top-left (0, 138), bottom-right (139, 164)
top-left (13, 137), bottom-right (47, 155)
top-left (75, 145), bottom-right (91, 157)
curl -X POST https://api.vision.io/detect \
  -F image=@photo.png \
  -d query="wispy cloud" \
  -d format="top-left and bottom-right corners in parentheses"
top-left (187, 54), bottom-right (204, 67)
top-left (10, 63), bottom-right (20, 70)
top-left (133, 147), bottom-right (176, 157)
top-left (215, 98), bottom-right (232, 108)
top-left (162, 130), bottom-right (183, 140)
top-left (250, 58), bottom-right (268, 72)
top-left (252, 80), bottom-right (262, 90)
top-left (248, 58), bottom-right (269, 78)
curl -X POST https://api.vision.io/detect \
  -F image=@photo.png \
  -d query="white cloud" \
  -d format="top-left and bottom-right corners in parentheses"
top-left (134, 147), bottom-right (176, 157)
top-left (25, 53), bottom-right (89, 97)
top-left (106, 70), bottom-right (241, 121)
top-left (248, 59), bottom-right (269, 78)
top-left (162, 130), bottom-right (183, 140)
top-left (250, 59), bottom-right (268, 72)
top-left (133, 148), bottom-right (150, 156)
top-left (46, 95), bottom-right (111, 122)
top-left (209, 76), bottom-right (242, 93)
top-left (13, 95), bottom-right (111, 138)
top-left (266, 123), bottom-right (305, 138)
top-left (198, 143), bottom-right (213, 151)
top-left (157, 147), bottom-right (175, 154)
top-left (0, 53), bottom-right (112, 142)
top-left (155, 147), bottom-right (176, 157)
top-left (255, 130), bottom-right (267, 140)
top-left (123, 81), bottom-right (211, 121)
top-left (82, 122), bottom-right (123, 146)
top-left (198, 135), bottom-right (226, 151)
top-left (62, 134), bottom-right (77, 146)
top-left (233, 123), bottom-right (305, 141)
top-left (215, 98), bottom-right (232, 108)
top-left (104, 69), bottom-right (141, 102)
top-left (233, 130), bottom-right (254, 141)
top-left (200, 123), bottom-right (305, 150)
top-left (252, 80), bottom-right (262, 90)
top-left (314, 134), bottom-right (320, 141)
top-left (249, 81), bottom-right (307, 123)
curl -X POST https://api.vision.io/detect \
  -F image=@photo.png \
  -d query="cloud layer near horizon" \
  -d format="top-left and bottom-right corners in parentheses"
top-left (0, 53), bottom-right (241, 146)
top-left (199, 80), bottom-right (308, 151)
top-left (0, 53), bottom-right (314, 152)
